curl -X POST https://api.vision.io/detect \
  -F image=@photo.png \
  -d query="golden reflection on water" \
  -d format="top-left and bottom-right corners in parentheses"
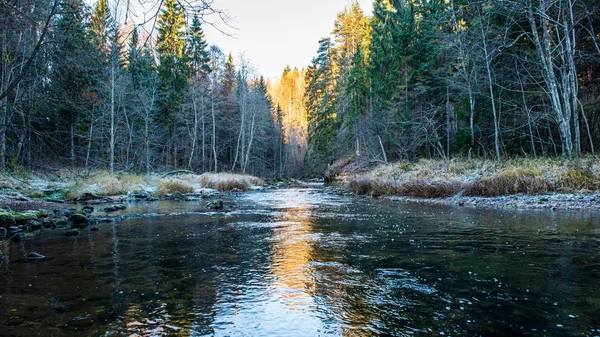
top-left (268, 196), bottom-right (315, 303)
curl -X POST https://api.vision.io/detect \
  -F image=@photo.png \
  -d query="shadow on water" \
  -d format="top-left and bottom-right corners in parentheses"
top-left (1, 187), bottom-right (600, 336)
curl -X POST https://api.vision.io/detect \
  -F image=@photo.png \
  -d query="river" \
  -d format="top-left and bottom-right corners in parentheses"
top-left (1, 186), bottom-right (599, 336)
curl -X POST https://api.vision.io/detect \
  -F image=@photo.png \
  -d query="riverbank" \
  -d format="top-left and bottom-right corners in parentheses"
top-left (331, 157), bottom-right (600, 212)
top-left (0, 170), bottom-right (265, 207)
top-left (0, 170), bottom-right (268, 241)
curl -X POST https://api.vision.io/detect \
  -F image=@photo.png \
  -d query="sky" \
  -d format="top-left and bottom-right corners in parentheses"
top-left (202, 0), bottom-right (373, 80)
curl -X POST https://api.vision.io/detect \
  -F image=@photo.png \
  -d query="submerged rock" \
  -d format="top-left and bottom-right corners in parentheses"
top-left (65, 229), bottom-right (81, 236)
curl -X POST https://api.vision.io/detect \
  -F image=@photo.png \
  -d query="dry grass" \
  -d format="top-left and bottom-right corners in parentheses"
top-left (197, 173), bottom-right (264, 191)
top-left (155, 178), bottom-right (194, 196)
top-left (65, 172), bottom-right (153, 199)
top-left (348, 157), bottom-right (600, 198)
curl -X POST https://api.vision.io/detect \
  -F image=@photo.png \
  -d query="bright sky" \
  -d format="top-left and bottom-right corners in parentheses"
top-left (203, 0), bottom-right (373, 80)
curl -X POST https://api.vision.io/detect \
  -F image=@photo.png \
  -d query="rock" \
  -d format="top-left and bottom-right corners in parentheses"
top-left (114, 204), bottom-right (126, 210)
top-left (65, 229), bottom-right (81, 236)
top-left (8, 226), bottom-right (21, 233)
top-left (128, 190), bottom-right (150, 199)
top-left (29, 220), bottom-right (43, 230)
top-left (25, 252), bottom-right (45, 261)
top-left (70, 212), bottom-right (89, 224)
top-left (206, 199), bottom-right (224, 210)
top-left (53, 219), bottom-right (71, 227)
top-left (11, 232), bottom-right (24, 242)
top-left (77, 193), bottom-right (100, 201)
top-left (0, 212), bottom-right (16, 227)
top-left (103, 206), bottom-right (117, 212)
top-left (171, 191), bottom-right (185, 200)
top-left (15, 212), bottom-right (39, 225)
top-left (0, 249), bottom-right (4, 259)
top-left (82, 206), bottom-right (94, 214)
top-left (0, 227), bottom-right (7, 238)
top-left (90, 227), bottom-right (100, 232)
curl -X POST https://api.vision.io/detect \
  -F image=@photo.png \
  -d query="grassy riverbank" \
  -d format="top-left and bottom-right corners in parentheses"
top-left (344, 157), bottom-right (600, 198)
top-left (0, 169), bottom-right (264, 205)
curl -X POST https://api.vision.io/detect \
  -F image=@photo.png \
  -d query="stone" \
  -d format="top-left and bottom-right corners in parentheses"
top-left (82, 206), bottom-right (94, 214)
top-left (104, 206), bottom-right (118, 212)
top-left (90, 227), bottom-right (100, 232)
top-left (128, 190), bottom-right (150, 199)
top-left (29, 220), bottom-right (43, 230)
top-left (65, 229), bottom-right (81, 236)
top-left (70, 213), bottom-right (89, 224)
top-left (15, 212), bottom-right (39, 225)
top-left (171, 191), bottom-right (185, 200)
top-left (0, 212), bottom-right (16, 227)
top-left (8, 226), bottom-right (20, 233)
top-left (0, 227), bottom-right (7, 238)
top-left (11, 232), bottom-right (24, 242)
top-left (206, 199), bottom-right (224, 210)
top-left (25, 252), bottom-right (45, 260)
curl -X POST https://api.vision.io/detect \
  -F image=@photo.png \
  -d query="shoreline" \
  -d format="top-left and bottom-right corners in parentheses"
top-left (373, 192), bottom-right (600, 212)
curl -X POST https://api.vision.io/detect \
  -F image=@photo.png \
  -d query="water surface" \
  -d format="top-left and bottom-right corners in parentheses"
top-left (1, 187), bottom-right (599, 336)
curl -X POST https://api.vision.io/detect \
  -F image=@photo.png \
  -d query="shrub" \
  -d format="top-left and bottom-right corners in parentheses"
top-left (156, 178), bottom-right (194, 196)
top-left (198, 173), bottom-right (264, 191)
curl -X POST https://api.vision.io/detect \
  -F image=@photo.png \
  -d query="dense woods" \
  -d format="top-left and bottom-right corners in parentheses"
top-left (0, 0), bottom-right (599, 177)
top-left (294, 0), bottom-right (600, 175)
top-left (0, 0), bottom-right (277, 176)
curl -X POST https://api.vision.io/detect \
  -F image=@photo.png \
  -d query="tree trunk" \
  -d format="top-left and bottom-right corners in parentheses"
top-left (480, 17), bottom-right (501, 161)
top-left (110, 65), bottom-right (115, 173)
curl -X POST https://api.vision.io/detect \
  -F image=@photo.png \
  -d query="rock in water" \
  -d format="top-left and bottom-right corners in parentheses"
top-left (0, 213), bottom-right (16, 227)
top-left (65, 229), bottom-right (81, 236)
top-left (206, 200), bottom-right (224, 210)
top-left (70, 213), bottom-right (89, 224)
top-left (82, 206), bottom-right (94, 214)
top-left (25, 252), bottom-right (45, 261)
top-left (11, 232), bottom-right (24, 242)
top-left (0, 227), bottom-right (7, 238)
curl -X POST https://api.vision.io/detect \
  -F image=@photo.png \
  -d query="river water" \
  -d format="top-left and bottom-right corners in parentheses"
top-left (1, 187), bottom-right (600, 336)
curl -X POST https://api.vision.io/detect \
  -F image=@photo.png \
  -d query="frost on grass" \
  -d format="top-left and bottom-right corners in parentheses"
top-left (348, 158), bottom-right (600, 198)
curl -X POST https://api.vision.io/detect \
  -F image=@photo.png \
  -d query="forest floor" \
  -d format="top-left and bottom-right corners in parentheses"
top-left (328, 156), bottom-right (600, 212)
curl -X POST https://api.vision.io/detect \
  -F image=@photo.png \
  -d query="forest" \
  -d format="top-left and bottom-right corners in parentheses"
top-left (1, 0), bottom-right (599, 178)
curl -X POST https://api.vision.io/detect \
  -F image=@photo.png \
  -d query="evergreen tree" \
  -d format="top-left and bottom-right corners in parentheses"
top-left (156, 0), bottom-right (188, 145)
top-left (89, 0), bottom-right (110, 58)
top-left (50, 0), bottom-right (94, 167)
top-left (305, 38), bottom-right (338, 168)
top-left (187, 15), bottom-right (211, 75)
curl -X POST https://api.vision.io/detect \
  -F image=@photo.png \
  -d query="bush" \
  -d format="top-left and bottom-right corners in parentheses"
top-left (198, 173), bottom-right (264, 191)
top-left (156, 178), bottom-right (194, 196)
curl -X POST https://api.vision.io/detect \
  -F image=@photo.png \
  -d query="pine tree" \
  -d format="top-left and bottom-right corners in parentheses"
top-left (89, 0), bottom-right (110, 58)
top-left (305, 37), bottom-right (338, 168)
top-left (156, 0), bottom-right (188, 147)
top-left (187, 15), bottom-right (211, 75)
top-left (51, 0), bottom-right (94, 167)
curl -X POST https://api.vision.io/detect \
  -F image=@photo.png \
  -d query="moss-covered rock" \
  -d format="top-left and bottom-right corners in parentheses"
top-left (69, 212), bottom-right (89, 224)
top-left (0, 212), bottom-right (16, 228)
